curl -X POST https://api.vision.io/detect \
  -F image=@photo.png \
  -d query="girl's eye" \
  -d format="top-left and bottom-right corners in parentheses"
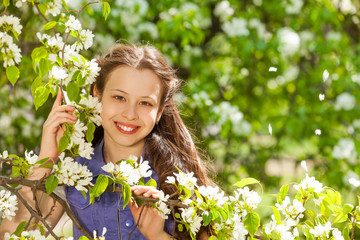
top-left (140, 101), bottom-right (152, 106)
top-left (114, 96), bottom-right (125, 101)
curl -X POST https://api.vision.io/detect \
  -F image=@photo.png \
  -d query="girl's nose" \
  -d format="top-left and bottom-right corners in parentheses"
top-left (121, 104), bottom-right (138, 121)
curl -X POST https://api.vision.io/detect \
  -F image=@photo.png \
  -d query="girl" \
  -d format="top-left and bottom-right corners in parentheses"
top-left (0, 43), bottom-right (213, 239)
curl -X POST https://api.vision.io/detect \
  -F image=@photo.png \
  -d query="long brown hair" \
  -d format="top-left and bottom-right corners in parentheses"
top-left (91, 42), bottom-right (213, 238)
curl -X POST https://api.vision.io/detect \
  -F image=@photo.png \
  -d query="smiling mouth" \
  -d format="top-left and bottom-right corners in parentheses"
top-left (114, 122), bottom-right (140, 134)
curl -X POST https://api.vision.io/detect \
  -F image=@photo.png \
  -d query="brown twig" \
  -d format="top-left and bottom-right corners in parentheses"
top-left (1, 184), bottom-right (60, 240)
top-left (34, 2), bottom-right (57, 36)
top-left (128, 203), bottom-right (147, 239)
top-left (0, 176), bottom-right (93, 239)
top-left (351, 212), bottom-right (356, 240)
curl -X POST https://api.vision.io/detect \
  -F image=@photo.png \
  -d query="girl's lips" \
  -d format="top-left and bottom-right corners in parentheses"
top-left (114, 121), bottom-right (140, 134)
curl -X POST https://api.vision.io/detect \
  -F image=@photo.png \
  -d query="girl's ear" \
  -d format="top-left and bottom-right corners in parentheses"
top-left (156, 105), bottom-right (165, 124)
top-left (93, 86), bottom-right (101, 100)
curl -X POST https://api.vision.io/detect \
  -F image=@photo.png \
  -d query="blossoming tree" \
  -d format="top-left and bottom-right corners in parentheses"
top-left (1, 0), bottom-right (360, 239)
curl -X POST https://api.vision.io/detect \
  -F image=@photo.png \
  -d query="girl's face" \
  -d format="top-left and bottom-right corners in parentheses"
top-left (95, 66), bottom-right (164, 154)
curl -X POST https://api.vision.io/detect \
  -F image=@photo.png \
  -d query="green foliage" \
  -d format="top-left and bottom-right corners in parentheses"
top-left (6, 66), bottom-right (19, 86)
top-left (45, 175), bottom-right (59, 195)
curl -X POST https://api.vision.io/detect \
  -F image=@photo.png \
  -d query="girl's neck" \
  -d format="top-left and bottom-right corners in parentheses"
top-left (102, 138), bottom-right (145, 164)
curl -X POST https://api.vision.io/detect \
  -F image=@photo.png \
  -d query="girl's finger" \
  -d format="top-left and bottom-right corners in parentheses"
top-left (51, 105), bottom-right (76, 115)
top-left (52, 91), bottom-right (63, 110)
top-left (131, 186), bottom-right (156, 195)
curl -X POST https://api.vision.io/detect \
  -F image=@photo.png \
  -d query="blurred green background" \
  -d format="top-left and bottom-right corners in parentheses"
top-left (1, 0), bottom-right (360, 205)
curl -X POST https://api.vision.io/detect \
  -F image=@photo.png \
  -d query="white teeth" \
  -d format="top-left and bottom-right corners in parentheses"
top-left (116, 123), bottom-right (136, 132)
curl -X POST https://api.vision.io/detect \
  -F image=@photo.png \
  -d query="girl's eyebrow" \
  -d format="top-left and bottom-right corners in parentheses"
top-left (110, 89), bottom-right (157, 100)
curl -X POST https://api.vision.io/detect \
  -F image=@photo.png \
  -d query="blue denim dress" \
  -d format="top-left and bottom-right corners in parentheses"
top-left (65, 140), bottom-right (174, 240)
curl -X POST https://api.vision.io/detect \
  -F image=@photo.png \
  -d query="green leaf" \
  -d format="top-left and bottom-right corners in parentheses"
top-left (234, 178), bottom-right (260, 188)
top-left (58, 129), bottom-right (71, 152)
top-left (45, 175), bottom-right (59, 195)
top-left (86, 122), bottom-right (96, 142)
top-left (343, 203), bottom-right (354, 215)
top-left (81, 191), bottom-right (87, 200)
top-left (343, 226), bottom-right (350, 240)
top-left (66, 81), bottom-right (80, 102)
top-left (61, 0), bottom-right (68, 11)
top-left (10, 166), bottom-right (21, 178)
top-left (3, 0), bottom-right (9, 7)
top-left (13, 221), bottom-right (27, 236)
top-left (202, 211), bottom-right (212, 226)
top-left (122, 183), bottom-right (132, 209)
top-left (177, 223), bottom-right (183, 232)
top-left (102, 2), bottom-right (111, 20)
top-left (31, 76), bottom-right (43, 96)
top-left (35, 157), bottom-right (49, 165)
top-left (34, 86), bottom-right (50, 110)
top-left (37, 3), bottom-right (47, 15)
top-left (39, 58), bottom-right (50, 77)
top-left (244, 212), bottom-right (260, 237)
top-left (56, 22), bottom-right (66, 33)
top-left (42, 21), bottom-right (57, 30)
top-left (6, 66), bottom-right (20, 86)
top-left (90, 175), bottom-right (109, 204)
top-left (31, 47), bottom-right (48, 70)
top-left (277, 184), bottom-right (289, 203)
top-left (145, 178), bottom-right (157, 188)
top-left (77, 72), bottom-right (86, 86)
top-left (272, 206), bottom-right (282, 224)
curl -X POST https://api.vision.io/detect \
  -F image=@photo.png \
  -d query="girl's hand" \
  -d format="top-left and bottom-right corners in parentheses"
top-left (128, 186), bottom-right (171, 240)
top-left (38, 91), bottom-right (77, 161)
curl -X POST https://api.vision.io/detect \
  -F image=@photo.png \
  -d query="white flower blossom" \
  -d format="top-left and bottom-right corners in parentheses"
top-left (323, 69), bottom-right (330, 81)
top-left (173, 171), bottom-right (198, 190)
top-left (294, 174), bottom-right (324, 193)
top-left (101, 157), bottom-right (152, 185)
top-left (78, 96), bottom-right (102, 126)
top-left (300, 160), bottom-right (308, 172)
top-left (277, 27), bottom-right (300, 56)
top-left (49, 66), bottom-right (68, 81)
top-left (93, 227), bottom-right (107, 240)
top-left (269, 67), bottom-right (277, 72)
top-left (37, 33), bottom-right (64, 50)
top-left (268, 123), bottom-right (272, 135)
top-left (25, 150), bottom-right (38, 164)
top-left (230, 213), bottom-right (248, 240)
top-left (334, 92), bottom-right (355, 111)
top-left (180, 207), bottom-right (202, 236)
top-left (222, 18), bottom-right (249, 37)
top-left (74, 29), bottom-right (95, 51)
top-left (309, 221), bottom-right (332, 238)
top-left (0, 150), bottom-right (8, 159)
top-left (67, 120), bottom-right (94, 159)
top-left (1, 42), bottom-right (22, 67)
top-left (45, 0), bottom-right (62, 16)
top-left (332, 138), bottom-right (357, 163)
top-left (349, 178), bottom-right (360, 188)
top-left (81, 59), bottom-right (101, 85)
top-left (214, 1), bottom-right (234, 22)
top-left (165, 176), bottom-right (176, 184)
top-left (319, 93), bottom-right (325, 101)
top-left (285, 0), bottom-right (303, 14)
top-left (65, 15), bottom-right (81, 32)
top-left (0, 15), bottom-right (23, 35)
top-left (230, 187), bottom-right (262, 211)
top-left (0, 190), bottom-right (18, 221)
top-left (315, 129), bottom-right (321, 135)
top-left (155, 190), bottom-right (171, 219)
top-left (332, 228), bottom-right (344, 240)
top-left (53, 153), bottom-right (93, 192)
top-left (198, 186), bottom-right (229, 206)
